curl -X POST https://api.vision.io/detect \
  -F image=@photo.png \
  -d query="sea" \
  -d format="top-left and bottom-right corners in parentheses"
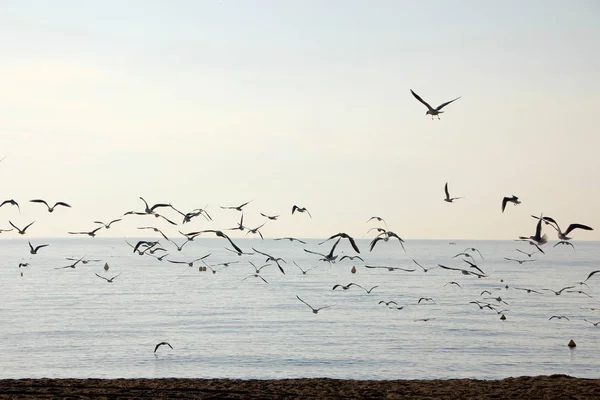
top-left (1, 237), bottom-right (599, 380)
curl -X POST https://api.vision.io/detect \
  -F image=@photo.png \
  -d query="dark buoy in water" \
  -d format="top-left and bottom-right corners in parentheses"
top-left (351, 266), bottom-right (357, 274)
top-left (104, 263), bottom-right (109, 271)
top-left (568, 339), bottom-right (576, 348)
top-left (500, 314), bottom-right (506, 320)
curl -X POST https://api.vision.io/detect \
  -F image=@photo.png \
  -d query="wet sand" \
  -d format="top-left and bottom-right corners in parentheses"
top-left (0, 375), bottom-right (599, 399)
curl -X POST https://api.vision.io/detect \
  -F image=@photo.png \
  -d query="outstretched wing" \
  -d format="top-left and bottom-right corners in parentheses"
top-left (435, 96), bottom-right (461, 111)
top-left (410, 89), bottom-right (434, 111)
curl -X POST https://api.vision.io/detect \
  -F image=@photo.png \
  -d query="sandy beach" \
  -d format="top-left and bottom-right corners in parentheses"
top-left (0, 375), bottom-right (599, 399)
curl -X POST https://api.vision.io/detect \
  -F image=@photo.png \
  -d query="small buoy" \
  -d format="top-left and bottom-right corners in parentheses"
top-left (500, 314), bottom-right (506, 320)
top-left (104, 263), bottom-right (110, 271)
top-left (351, 266), bottom-right (357, 274)
top-left (568, 339), bottom-right (576, 348)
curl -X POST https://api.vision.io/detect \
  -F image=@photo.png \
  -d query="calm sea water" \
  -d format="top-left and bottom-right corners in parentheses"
top-left (1, 237), bottom-right (599, 380)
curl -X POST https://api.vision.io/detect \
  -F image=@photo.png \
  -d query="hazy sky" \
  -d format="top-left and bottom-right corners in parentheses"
top-left (1, 1), bottom-right (599, 240)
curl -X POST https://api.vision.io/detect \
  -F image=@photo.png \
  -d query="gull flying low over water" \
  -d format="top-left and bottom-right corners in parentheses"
top-left (504, 257), bottom-right (536, 265)
top-left (365, 265), bottom-right (415, 272)
top-left (584, 270), bottom-right (600, 282)
top-left (274, 237), bottom-right (306, 244)
top-left (168, 254), bottom-right (211, 267)
top-left (293, 261), bottom-right (318, 275)
top-left (154, 342), bottom-right (173, 353)
top-left (198, 230), bottom-right (244, 254)
top-left (249, 261), bottom-right (271, 274)
top-left (583, 319), bottom-right (600, 327)
top-left (516, 248), bottom-right (538, 258)
top-left (296, 295), bottom-right (332, 314)
top-left (243, 274), bottom-right (269, 284)
top-left (464, 247), bottom-right (484, 259)
top-left (438, 264), bottom-right (486, 278)
top-left (549, 316), bottom-right (570, 321)
top-left (339, 255), bottom-right (364, 262)
top-left (410, 89), bottom-right (461, 120)
top-left (332, 283), bottom-right (361, 291)
top-left (292, 205), bottom-right (312, 218)
top-left (542, 286), bottom-right (575, 296)
top-left (29, 241), bottom-right (48, 254)
top-left (501, 196), bottom-right (521, 213)
top-left (252, 247), bottom-right (286, 274)
top-left (30, 199), bottom-right (71, 212)
top-left (55, 257), bottom-right (84, 269)
top-left (245, 222), bottom-right (267, 239)
top-left (413, 260), bottom-right (438, 273)
top-left (304, 238), bottom-right (341, 263)
top-left (95, 272), bottom-right (122, 283)
top-left (514, 287), bottom-right (544, 294)
top-left (444, 182), bottom-right (463, 203)
top-left (367, 216), bottom-right (387, 228)
top-left (9, 221), bottom-right (35, 235)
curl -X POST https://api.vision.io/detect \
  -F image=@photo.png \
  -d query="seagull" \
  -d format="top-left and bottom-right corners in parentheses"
top-left (463, 247), bottom-right (484, 259)
top-left (501, 196), bottom-right (521, 213)
top-left (201, 261), bottom-right (228, 274)
top-left (534, 216), bottom-right (593, 241)
top-left (29, 241), bottom-right (48, 255)
top-left (542, 286), bottom-right (575, 296)
top-left (198, 230), bottom-right (243, 254)
top-left (470, 301), bottom-right (496, 311)
top-left (438, 264), bottom-right (486, 278)
top-left (356, 285), bottom-right (379, 294)
top-left (55, 257), bottom-right (84, 269)
top-left (167, 238), bottom-right (190, 252)
top-left (221, 201), bottom-right (252, 212)
top-left (516, 249), bottom-right (538, 258)
top-left (379, 300), bottom-right (398, 306)
top-left (444, 182), bottom-right (463, 203)
top-left (332, 283), bottom-right (361, 291)
top-left (549, 316), bottom-right (570, 321)
top-left (292, 205), bottom-right (312, 218)
top-left (365, 265), bottom-right (415, 272)
top-left (95, 272), bottom-right (122, 283)
top-left (504, 257), bottom-right (536, 264)
top-left (369, 231), bottom-right (405, 252)
top-left (583, 319), bottom-right (600, 327)
top-left (410, 89), bottom-right (461, 120)
top-left (260, 213), bottom-right (279, 220)
top-left (228, 214), bottom-right (245, 231)
top-left (138, 197), bottom-right (172, 215)
top-left (0, 199), bottom-right (20, 212)
top-left (296, 295), bottom-right (332, 314)
top-left (339, 255), bottom-right (364, 262)
top-left (367, 216), bottom-right (387, 228)
top-left (584, 270), bottom-right (600, 282)
top-left (518, 214), bottom-right (547, 245)
top-left (243, 274), bottom-right (269, 284)
top-left (154, 342), bottom-right (173, 353)
top-left (252, 247), bottom-right (286, 274)
top-left (554, 241), bottom-right (575, 250)
top-left (138, 226), bottom-right (171, 241)
top-left (463, 259), bottom-right (486, 275)
top-left (225, 247), bottom-right (255, 256)
top-left (444, 281), bottom-right (462, 288)
top-left (170, 205), bottom-right (212, 223)
top-left (293, 261), bottom-right (318, 275)
top-left (9, 221), bottom-right (35, 235)
top-left (68, 227), bottom-right (103, 237)
top-left (132, 240), bottom-right (159, 254)
top-left (319, 233), bottom-right (360, 253)
top-left (167, 254), bottom-right (211, 267)
top-left (304, 238), bottom-right (341, 263)
top-left (248, 261), bottom-right (271, 274)
top-left (413, 260), bottom-right (438, 273)
top-left (29, 199), bottom-right (71, 212)
top-left (245, 222), bottom-right (267, 239)
top-left (514, 287), bottom-right (544, 294)
top-left (565, 290), bottom-right (593, 298)
top-left (274, 237), bottom-right (307, 244)
top-left (94, 219), bottom-right (122, 229)
top-left (418, 297), bottom-right (436, 304)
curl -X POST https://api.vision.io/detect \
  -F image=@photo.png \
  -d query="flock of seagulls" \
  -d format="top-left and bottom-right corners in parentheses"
top-left (3, 91), bottom-right (598, 357)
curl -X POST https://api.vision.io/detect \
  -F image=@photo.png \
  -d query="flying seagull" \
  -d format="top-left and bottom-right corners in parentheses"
top-left (29, 241), bottom-right (48, 255)
top-left (9, 221), bottom-right (35, 235)
top-left (444, 182), bottom-right (463, 203)
top-left (292, 205), bottom-right (312, 218)
top-left (29, 199), bottom-right (71, 212)
top-left (410, 89), bottom-right (461, 120)
top-left (501, 196), bottom-right (521, 213)
top-left (274, 237), bottom-right (307, 244)
top-left (68, 227), bottom-right (103, 237)
top-left (535, 216), bottom-right (593, 241)
top-left (319, 233), bottom-right (360, 253)
top-left (293, 261), bottom-right (318, 275)
top-left (94, 219), bottom-right (122, 229)
top-left (260, 213), bottom-right (279, 220)
top-left (518, 214), bottom-right (547, 246)
top-left (154, 342), bottom-right (173, 353)
top-left (95, 272), bottom-right (122, 283)
top-left (0, 199), bottom-right (20, 212)
top-left (296, 295), bottom-right (332, 314)
top-left (221, 201), bottom-right (252, 212)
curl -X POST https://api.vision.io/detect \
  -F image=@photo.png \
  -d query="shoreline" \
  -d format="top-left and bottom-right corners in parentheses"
top-left (1, 375), bottom-right (599, 399)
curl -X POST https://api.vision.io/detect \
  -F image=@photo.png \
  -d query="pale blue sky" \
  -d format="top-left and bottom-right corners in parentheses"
top-left (0, 1), bottom-right (599, 240)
